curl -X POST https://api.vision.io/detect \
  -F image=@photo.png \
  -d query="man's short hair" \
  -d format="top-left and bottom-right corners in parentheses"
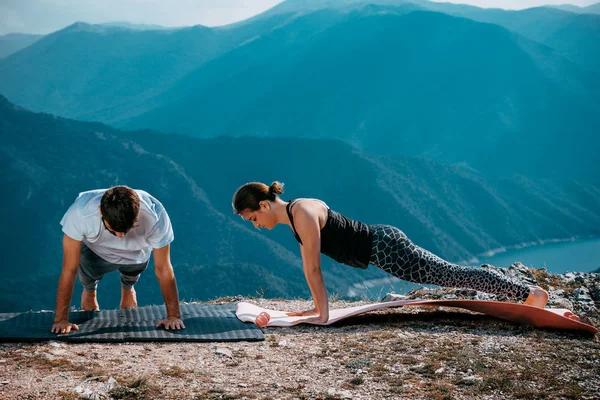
top-left (100, 186), bottom-right (140, 233)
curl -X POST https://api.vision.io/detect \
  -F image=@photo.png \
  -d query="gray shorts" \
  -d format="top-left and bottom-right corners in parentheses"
top-left (79, 243), bottom-right (149, 292)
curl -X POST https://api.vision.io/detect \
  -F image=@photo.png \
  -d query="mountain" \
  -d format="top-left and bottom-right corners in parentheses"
top-left (0, 94), bottom-right (315, 312)
top-left (0, 33), bottom-right (43, 59)
top-left (124, 9), bottom-right (600, 181)
top-left (0, 14), bottom-right (298, 123)
top-left (550, 3), bottom-right (600, 14)
top-left (99, 22), bottom-right (174, 30)
top-left (436, 6), bottom-right (600, 74)
top-left (252, 1), bottom-right (600, 73)
top-left (2, 94), bottom-right (600, 312)
top-left (548, 4), bottom-right (587, 13)
top-left (1, 3), bottom-right (598, 183)
top-left (584, 2), bottom-right (600, 14)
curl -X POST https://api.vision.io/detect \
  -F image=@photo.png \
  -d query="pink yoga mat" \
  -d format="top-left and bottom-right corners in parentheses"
top-left (235, 300), bottom-right (598, 333)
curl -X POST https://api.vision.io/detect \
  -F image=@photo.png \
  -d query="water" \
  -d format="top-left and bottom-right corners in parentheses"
top-left (476, 237), bottom-right (600, 274)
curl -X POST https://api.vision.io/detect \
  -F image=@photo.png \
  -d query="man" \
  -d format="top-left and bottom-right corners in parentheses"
top-left (51, 186), bottom-right (185, 334)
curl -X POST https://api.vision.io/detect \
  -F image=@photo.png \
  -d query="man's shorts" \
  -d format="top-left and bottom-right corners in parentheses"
top-left (79, 243), bottom-right (149, 292)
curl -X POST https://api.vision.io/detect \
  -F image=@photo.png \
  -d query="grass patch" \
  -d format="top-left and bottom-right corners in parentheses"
top-left (193, 388), bottom-right (258, 400)
top-left (349, 376), bottom-right (364, 385)
top-left (531, 269), bottom-right (577, 293)
top-left (266, 335), bottom-right (279, 347)
top-left (109, 376), bottom-right (160, 400)
top-left (58, 392), bottom-right (79, 400)
top-left (24, 354), bottom-right (77, 371)
top-left (160, 365), bottom-right (192, 377)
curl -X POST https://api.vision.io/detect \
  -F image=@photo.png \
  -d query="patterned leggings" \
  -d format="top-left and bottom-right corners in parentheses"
top-left (369, 225), bottom-right (531, 301)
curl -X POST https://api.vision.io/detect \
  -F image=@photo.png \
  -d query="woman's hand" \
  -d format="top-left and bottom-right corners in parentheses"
top-left (286, 308), bottom-right (319, 317)
top-left (286, 308), bottom-right (329, 324)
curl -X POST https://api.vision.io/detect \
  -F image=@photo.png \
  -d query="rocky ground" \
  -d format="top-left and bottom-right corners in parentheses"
top-left (1, 264), bottom-right (599, 400)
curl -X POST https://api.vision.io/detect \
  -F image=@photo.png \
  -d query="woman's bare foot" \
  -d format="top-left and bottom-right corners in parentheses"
top-left (81, 290), bottom-right (100, 311)
top-left (120, 287), bottom-right (138, 309)
top-left (524, 286), bottom-right (549, 308)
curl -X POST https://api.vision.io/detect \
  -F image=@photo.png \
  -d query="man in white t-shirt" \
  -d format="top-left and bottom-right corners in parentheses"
top-left (51, 186), bottom-right (185, 334)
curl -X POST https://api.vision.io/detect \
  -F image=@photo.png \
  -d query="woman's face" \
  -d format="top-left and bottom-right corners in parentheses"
top-left (240, 202), bottom-right (277, 230)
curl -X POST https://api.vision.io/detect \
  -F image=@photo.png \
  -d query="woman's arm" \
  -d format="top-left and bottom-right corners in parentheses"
top-left (285, 203), bottom-right (329, 323)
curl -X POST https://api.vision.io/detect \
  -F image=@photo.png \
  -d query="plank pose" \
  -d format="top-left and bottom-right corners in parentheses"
top-left (51, 186), bottom-right (184, 334)
top-left (232, 181), bottom-right (548, 323)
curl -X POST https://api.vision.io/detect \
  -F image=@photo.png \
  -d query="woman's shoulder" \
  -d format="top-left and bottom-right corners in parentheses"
top-left (290, 198), bottom-right (330, 223)
top-left (291, 198), bottom-right (329, 208)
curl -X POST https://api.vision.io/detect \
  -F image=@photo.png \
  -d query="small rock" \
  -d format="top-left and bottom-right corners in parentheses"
top-left (73, 376), bottom-right (118, 400)
top-left (564, 272), bottom-right (576, 282)
top-left (382, 293), bottom-right (407, 302)
top-left (550, 297), bottom-right (574, 310)
top-left (278, 339), bottom-right (288, 347)
top-left (409, 363), bottom-right (425, 371)
top-left (214, 347), bottom-right (233, 358)
top-left (590, 285), bottom-right (600, 301)
top-left (346, 359), bottom-right (373, 369)
top-left (460, 375), bottom-right (483, 385)
top-left (574, 287), bottom-right (593, 302)
top-left (33, 351), bottom-right (56, 360)
top-left (1, 381), bottom-right (9, 385)
top-left (442, 294), bottom-right (458, 300)
top-left (337, 389), bottom-right (353, 399)
top-left (105, 378), bottom-right (118, 390)
top-left (238, 383), bottom-right (248, 388)
top-left (435, 367), bottom-right (444, 374)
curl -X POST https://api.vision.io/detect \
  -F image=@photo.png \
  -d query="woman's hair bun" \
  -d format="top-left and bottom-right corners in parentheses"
top-left (269, 181), bottom-right (284, 195)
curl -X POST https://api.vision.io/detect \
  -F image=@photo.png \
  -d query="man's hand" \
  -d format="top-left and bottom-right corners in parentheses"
top-left (51, 320), bottom-right (79, 334)
top-left (156, 316), bottom-right (185, 330)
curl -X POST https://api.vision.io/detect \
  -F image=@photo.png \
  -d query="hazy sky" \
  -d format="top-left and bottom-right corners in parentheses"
top-left (0, 0), bottom-right (598, 35)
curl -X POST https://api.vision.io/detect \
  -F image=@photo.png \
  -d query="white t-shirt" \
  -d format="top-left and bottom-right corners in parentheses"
top-left (60, 189), bottom-right (174, 264)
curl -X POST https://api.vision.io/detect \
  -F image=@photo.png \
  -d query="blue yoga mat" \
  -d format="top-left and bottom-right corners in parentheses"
top-left (0, 303), bottom-right (263, 342)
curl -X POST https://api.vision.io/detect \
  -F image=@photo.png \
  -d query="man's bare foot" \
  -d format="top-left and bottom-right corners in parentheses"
top-left (524, 286), bottom-right (549, 308)
top-left (81, 290), bottom-right (100, 311)
top-left (120, 287), bottom-right (138, 309)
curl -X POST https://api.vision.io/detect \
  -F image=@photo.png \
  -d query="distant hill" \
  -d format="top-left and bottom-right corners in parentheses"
top-left (0, 33), bottom-right (43, 59)
top-left (1, 3), bottom-right (598, 183)
top-left (253, 1), bottom-right (600, 73)
top-left (99, 21), bottom-right (175, 30)
top-left (2, 94), bottom-right (600, 312)
top-left (549, 3), bottom-right (600, 14)
top-left (436, 5), bottom-right (600, 74)
top-left (584, 2), bottom-right (600, 14)
top-left (124, 9), bottom-right (600, 181)
top-left (0, 15), bottom-right (297, 123)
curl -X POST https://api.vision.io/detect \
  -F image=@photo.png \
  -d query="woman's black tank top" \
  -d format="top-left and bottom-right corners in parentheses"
top-left (286, 200), bottom-right (372, 269)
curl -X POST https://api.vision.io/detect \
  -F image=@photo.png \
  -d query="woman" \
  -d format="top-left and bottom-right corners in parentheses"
top-left (232, 181), bottom-right (548, 323)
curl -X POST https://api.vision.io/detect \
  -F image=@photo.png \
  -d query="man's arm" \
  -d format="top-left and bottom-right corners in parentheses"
top-left (153, 244), bottom-right (185, 330)
top-left (51, 234), bottom-right (81, 334)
